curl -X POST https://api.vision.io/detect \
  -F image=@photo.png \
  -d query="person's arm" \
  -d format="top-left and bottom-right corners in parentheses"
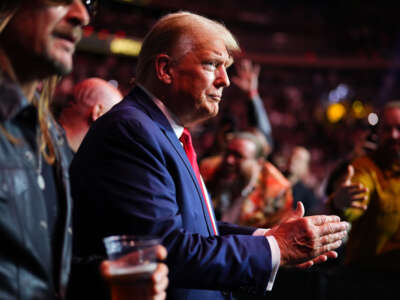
top-left (70, 113), bottom-right (272, 295)
top-left (70, 108), bottom-right (348, 295)
top-left (248, 94), bottom-right (273, 147)
top-left (232, 58), bottom-right (273, 147)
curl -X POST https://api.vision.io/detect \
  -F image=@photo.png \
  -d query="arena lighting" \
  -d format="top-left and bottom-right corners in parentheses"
top-left (368, 112), bottom-right (379, 126)
top-left (110, 37), bottom-right (142, 56)
top-left (326, 102), bottom-right (346, 123)
top-left (352, 100), bottom-right (366, 118)
top-left (328, 83), bottom-right (350, 103)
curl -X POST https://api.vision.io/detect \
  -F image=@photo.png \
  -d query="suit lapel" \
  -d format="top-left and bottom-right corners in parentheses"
top-left (163, 129), bottom-right (214, 236)
top-left (128, 87), bottom-right (215, 236)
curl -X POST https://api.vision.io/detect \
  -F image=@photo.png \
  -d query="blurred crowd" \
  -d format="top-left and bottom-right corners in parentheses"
top-left (2, 1), bottom-right (400, 300)
top-left (54, 51), bottom-right (379, 203)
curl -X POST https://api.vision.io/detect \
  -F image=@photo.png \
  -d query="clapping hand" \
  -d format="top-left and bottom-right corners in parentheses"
top-left (266, 202), bottom-right (349, 268)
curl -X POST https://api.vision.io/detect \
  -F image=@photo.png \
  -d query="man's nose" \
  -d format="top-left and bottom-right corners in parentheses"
top-left (67, 0), bottom-right (90, 27)
top-left (215, 65), bottom-right (230, 88)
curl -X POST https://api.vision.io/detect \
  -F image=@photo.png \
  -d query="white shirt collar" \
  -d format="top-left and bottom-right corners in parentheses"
top-left (136, 83), bottom-right (184, 139)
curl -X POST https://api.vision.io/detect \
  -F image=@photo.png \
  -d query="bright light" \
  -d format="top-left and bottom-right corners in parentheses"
top-left (328, 83), bottom-right (349, 103)
top-left (108, 80), bottom-right (119, 89)
top-left (368, 113), bottom-right (379, 126)
top-left (326, 103), bottom-right (346, 123)
top-left (110, 38), bottom-right (142, 56)
top-left (352, 100), bottom-right (366, 118)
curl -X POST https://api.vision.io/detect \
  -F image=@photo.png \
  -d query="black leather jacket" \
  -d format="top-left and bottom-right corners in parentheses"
top-left (0, 80), bottom-right (73, 300)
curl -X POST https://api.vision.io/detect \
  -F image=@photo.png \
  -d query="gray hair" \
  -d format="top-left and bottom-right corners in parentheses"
top-left (227, 131), bottom-right (265, 159)
top-left (135, 11), bottom-right (240, 82)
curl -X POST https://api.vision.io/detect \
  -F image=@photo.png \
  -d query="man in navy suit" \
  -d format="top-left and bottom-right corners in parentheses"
top-left (70, 11), bottom-right (349, 300)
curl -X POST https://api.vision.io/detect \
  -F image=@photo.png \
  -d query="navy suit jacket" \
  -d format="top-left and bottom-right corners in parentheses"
top-left (69, 86), bottom-right (273, 300)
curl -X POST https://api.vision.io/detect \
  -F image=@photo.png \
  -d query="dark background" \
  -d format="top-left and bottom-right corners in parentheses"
top-left (56, 0), bottom-right (400, 198)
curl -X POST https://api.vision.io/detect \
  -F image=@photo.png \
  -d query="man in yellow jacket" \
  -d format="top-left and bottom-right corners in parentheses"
top-left (330, 100), bottom-right (400, 298)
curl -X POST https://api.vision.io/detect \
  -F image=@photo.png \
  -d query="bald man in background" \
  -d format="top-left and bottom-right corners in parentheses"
top-left (58, 78), bottom-right (123, 152)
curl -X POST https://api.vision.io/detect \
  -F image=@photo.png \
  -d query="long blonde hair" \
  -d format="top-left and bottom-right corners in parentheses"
top-left (0, 2), bottom-right (57, 164)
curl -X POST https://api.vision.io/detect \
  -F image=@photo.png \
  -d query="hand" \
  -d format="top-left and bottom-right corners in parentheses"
top-left (266, 202), bottom-right (349, 268)
top-left (231, 58), bottom-right (260, 98)
top-left (100, 245), bottom-right (169, 300)
top-left (331, 165), bottom-right (368, 211)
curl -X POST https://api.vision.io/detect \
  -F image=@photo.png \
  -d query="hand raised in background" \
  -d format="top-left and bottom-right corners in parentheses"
top-left (231, 58), bottom-right (261, 98)
top-left (330, 165), bottom-right (368, 211)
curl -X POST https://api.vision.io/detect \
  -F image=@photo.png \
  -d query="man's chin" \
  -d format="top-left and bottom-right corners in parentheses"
top-left (46, 49), bottom-right (74, 76)
top-left (51, 56), bottom-right (73, 76)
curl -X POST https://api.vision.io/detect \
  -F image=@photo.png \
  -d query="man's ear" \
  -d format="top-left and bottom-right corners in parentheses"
top-left (91, 103), bottom-right (104, 122)
top-left (155, 54), bottom-right (173, 84)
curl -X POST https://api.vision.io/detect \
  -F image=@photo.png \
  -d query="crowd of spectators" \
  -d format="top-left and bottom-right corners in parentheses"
top-left (53, 2), bottom-right (400, 206)
top-left (3, 1), bottom-right (399, 299)
top-left (55, 50), bottom-right (387, 205)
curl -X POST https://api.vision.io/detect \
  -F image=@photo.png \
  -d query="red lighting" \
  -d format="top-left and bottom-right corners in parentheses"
top-left (114, 31), bottom-right (127, 38)
top-left (83, 26), bottom-right (94, 37)
top-left (97, 29), bottom-right (110, 40)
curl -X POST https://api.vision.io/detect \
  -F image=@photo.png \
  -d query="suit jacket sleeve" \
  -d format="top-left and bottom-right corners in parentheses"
top-left (70, 100), bottom-right (272, 294)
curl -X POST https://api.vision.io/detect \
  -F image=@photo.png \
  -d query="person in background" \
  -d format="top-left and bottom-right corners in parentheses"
top-left (70, 11), bottom-right (349, 300)
top-left (200, 58), bottom-right (273, 180)
top-left (205, 131), bottom-right (293, 228)
top-left (231, 58), bottom-right (273, 148)
top-left (328, 101), bottom-right (400, 298)
top-left (58, 77), bottom-right (123, 153)
top-left (285, 146), bottom-right (318, 215)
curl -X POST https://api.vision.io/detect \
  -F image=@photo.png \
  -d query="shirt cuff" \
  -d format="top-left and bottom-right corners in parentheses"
top-left (252, 228), bottom-right (280, 291)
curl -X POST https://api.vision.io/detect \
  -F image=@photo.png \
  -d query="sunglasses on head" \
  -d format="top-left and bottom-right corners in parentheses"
top-left (45, 0), bottom-right (98, 17)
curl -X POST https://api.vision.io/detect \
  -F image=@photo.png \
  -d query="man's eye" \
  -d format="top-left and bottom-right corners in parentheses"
top-left (203, 62), bottom-right (217, 69)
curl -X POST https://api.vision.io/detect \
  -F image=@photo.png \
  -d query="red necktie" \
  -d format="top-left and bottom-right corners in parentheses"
top-left (179, 128), bottom-right (218, 235)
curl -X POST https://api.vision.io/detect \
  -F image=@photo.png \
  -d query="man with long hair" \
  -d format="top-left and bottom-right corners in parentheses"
top-left (0, 2), bottom-right (169, 300)
top-left (0, 1), bottom-right (89, 299)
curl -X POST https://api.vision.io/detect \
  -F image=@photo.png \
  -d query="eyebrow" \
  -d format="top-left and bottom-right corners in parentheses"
top-left (203, 49), bottom-right (233, 67)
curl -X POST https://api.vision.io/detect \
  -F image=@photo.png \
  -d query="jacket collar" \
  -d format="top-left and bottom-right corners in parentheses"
top-left (126, 85), bottom-right (176, 133)
top-left (0, 78), bottom-right (31, 122)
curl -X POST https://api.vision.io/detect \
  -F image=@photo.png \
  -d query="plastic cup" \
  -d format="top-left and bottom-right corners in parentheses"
top-left (103, 235), bottom-right (160, 300)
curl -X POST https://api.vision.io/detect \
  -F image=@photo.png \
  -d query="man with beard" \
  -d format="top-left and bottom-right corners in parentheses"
top-left (0, 1), bottom-right (90, 299)
top-left (0, 1), bottom-right (168, 300)
top-left (205, 131), bottom-right (293, 228)
top-left (329, 101), bottom-right (400, 298)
